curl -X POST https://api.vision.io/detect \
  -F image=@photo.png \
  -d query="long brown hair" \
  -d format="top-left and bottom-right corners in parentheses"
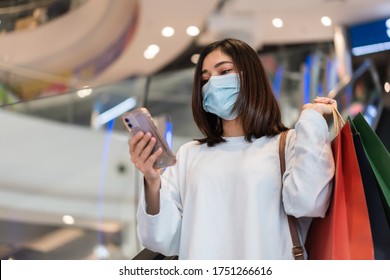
top-left (192, 38), bottom-right (287, 146)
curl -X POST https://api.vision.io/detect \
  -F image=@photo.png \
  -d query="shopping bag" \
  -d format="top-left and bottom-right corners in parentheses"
top-left (305, 110), bottom-right (374, 260)
top-left (350, 117), bottom-right (390, 259)
top-left (352, 113), bottom-right (390, 224)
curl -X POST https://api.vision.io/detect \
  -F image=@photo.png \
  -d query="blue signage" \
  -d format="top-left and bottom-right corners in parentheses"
top-left (349, 17), bottom-right (390, 56)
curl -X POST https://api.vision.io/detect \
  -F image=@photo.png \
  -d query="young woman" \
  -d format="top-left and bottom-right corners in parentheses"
top-left (129, 38), bottom-right (335, 259)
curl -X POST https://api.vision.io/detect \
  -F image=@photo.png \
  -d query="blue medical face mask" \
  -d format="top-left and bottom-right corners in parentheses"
top-left (202, 73), bottom-right (240, 120)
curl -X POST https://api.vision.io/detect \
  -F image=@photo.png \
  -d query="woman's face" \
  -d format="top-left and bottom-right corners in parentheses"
top-left (201, 50), bottom-right (236, 85)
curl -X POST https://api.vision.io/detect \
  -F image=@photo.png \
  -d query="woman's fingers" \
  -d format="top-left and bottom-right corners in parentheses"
top-left (146, 146), bottom-right (163, 167)
top-left (313, 96), bottom-right (337, 106)
top-left (303, 97), bottom-right (337, 116)
top-left (131, 132), bottom-right (153, 159)
top-left (129, 131), bottom-right (162, 173)
top-left (314, 97), bottom-right (337, 112)
top-left (137, 133), bottom-right (155, 161)
top-left (129, 131), bottom-right (145, 154)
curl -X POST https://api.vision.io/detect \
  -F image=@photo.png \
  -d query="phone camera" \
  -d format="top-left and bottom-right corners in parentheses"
top-left (124, 118), bottom-right (133, 128)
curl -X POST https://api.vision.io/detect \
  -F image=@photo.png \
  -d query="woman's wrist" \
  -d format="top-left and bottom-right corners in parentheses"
top-left (144, 176), bottom-right (161, 191)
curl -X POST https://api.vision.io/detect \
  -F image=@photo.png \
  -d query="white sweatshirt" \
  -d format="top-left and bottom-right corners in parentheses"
top-left (137, 109), bottom-right (335, 259)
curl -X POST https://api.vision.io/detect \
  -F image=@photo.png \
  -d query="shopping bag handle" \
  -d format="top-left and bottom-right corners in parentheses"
top-left (330, 105), bottom-right (345, 136)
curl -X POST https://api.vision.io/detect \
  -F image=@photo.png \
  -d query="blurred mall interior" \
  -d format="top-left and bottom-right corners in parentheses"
top-left (0, 0), bottom-right (389, 259)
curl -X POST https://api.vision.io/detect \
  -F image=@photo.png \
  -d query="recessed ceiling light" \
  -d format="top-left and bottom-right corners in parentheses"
top-left (272, 18), bottom-right (283, 28)
top-left (144, 44), bottom-right (160, 59)
top-left (62, 215), bottom-right (75, 225)
top-left (384, 82), bottom-right (390, 93)
top-left (191, 54), bottom-right (199, 64)
top-left (186, 25), bottom-right (200, 36)
top-left (321, 16), bottom-right (332, 27)
top-left (162, 26), bottom-right (175, 37)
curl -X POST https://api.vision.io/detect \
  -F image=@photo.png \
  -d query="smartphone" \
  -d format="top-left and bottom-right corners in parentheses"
top-left (122, 107), bottom-right (176, 169)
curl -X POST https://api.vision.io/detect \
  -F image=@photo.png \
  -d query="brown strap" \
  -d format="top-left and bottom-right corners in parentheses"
top-left (279, 130), bottom-right (304, 260)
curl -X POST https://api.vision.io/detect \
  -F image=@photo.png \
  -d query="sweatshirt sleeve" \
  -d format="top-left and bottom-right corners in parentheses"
top-left (282, 109), bottom-right (335, 218)
top-left (136, 153), bottom-right (183, 256)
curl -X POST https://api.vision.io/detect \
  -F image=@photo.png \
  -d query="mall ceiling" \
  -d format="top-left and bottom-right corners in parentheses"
top-left (0, 0), bottom-right (389, 101)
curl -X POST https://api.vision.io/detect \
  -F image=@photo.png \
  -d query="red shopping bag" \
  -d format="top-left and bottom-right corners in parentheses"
top-left (305, 120), bottom-right (374, 260)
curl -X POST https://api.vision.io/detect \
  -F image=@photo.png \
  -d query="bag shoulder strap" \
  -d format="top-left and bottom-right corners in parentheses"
top-left (279, 130), bottom-right (304, 260)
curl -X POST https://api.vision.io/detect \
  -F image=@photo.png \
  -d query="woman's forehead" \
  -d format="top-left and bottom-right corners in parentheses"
top-left (202, 50), bottom-right (232, 68)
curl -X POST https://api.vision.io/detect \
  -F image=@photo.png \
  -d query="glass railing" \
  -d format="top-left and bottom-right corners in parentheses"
top-left (1, 43), bottom-right (344, 138)
top-left (0, 67), bottom-right (198, 260)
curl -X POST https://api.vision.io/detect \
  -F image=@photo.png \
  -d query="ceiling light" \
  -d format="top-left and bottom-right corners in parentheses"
top-left (62, 215), bottom-right (75, 225)
top-left (95, 97), bottom-right (137, 127)
top-left (144, 44), bottom-right (160, 59)
top-left (191, 54), bottom-right (200, 64)
top-left (272, 18), bottom-right (283, 28)
top-left (77, 87), bottom-right (92, 98)
top-left (384, 82), bottom-right (390, 93)
top-left (186, 25), bottom-right (200, 36)
top-left (162, 26), bottom-right (175, 37)
top-left (387, 19), bottom-right (390, 38)
top-left (321, 16), bottom-right (332, 27)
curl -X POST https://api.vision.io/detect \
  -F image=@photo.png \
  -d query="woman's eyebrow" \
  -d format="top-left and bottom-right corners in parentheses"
top-left (201, 61), bottom-right (233, 74)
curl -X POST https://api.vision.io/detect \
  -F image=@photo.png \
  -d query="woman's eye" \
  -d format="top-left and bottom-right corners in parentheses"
top-left (221, 69), bottom-right (232, 75)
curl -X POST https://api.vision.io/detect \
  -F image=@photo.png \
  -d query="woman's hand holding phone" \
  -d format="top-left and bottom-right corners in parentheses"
top-left (122, 107), bottom-right (176, 170)
top-left (128, 131), bottom-right (162, 188)
top-left (123, 108), bottom-right (176, 214)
